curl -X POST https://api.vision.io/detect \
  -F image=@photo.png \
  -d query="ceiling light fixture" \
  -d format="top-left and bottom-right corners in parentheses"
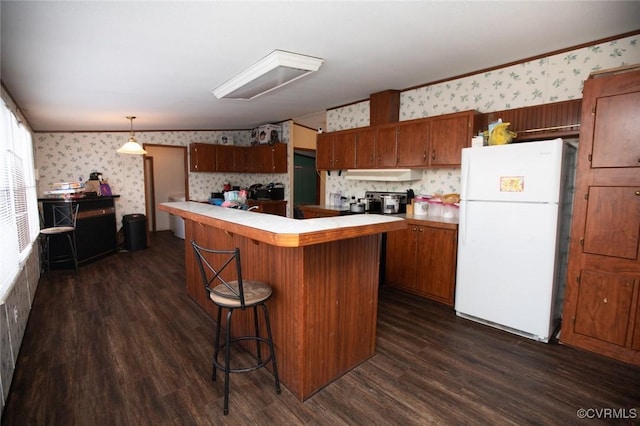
top-left (212, 49), bottom-right (324, 100)
top-left (117, 116), bottom-right (147, 155)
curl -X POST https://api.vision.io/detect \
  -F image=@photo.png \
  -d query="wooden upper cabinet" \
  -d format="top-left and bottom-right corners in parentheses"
top-left (245, 144), bottom-right (267, 173)
top-left (191, 143), bottom-right (284, 173)
top-left (355, 127), bottom-right (376, 169)
top-left (316, 109), bottom-right (484, 171)
top-left (234, 146), bottom-right (247, 172)
top-left (189, 143), bottom-right (216, 172)
top-left (332, 131), bottom-right (356, 170)
top-left (591, 91), bottom-right (640, 168)
top-left (215, 145), bottom-right (236, 172)
top-left (271, 143), bottom-right (288, 173)
top-left (316, 131), bottom-right (355, 170)
top-left (316, 133), bottom-right (333, 170)
top-left (243, 144), bottom-right (287, 173)
top-left (429, 111), bottom-right (478, 167)
top-left (375, 124), bottom-right (399, 167)
top-left (397, 119), bottom-right (429, 167)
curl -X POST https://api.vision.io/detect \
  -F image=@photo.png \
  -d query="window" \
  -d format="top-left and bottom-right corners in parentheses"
top-left (0, 100), bottom-right (39, 298)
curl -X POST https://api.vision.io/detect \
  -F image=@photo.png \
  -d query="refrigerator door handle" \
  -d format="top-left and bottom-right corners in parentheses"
top-left (460, 149), bottom-right (471, 199)
top-left (459, 200), bottom-right (467, 246)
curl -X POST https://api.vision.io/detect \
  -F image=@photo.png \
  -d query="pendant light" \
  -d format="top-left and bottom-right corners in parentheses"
top-left (117, 116), bottom-right (147, 154)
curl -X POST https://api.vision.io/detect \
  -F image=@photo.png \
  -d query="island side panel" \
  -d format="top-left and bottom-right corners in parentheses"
top-left (184, 218), bottom-right (382, 401)
top-left (301, 234), bottom-right (381, 399)
top-left (185, 218), bottom-right (307, 399)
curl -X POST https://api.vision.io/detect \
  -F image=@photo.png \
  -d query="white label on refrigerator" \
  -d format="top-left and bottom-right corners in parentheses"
top-left (500, 176), bottom-right (524, 192)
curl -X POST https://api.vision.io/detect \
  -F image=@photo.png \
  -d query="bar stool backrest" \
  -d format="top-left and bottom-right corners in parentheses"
top-left (52, 203), bottom-right (79, 229)
top-left (191, 242), bottom-right (246, 309)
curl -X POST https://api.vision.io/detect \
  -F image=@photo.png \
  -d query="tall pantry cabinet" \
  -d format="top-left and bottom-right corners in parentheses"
top-left (561, 66), bottom-right (640, 366)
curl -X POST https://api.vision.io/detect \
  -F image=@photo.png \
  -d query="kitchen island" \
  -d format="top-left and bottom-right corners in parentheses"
top-left (158, 201), bottom-right (406, 400)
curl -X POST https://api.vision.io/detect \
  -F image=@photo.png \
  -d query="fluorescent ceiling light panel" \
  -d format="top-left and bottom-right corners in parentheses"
top-left (213, 50), bottom-right (324, 100)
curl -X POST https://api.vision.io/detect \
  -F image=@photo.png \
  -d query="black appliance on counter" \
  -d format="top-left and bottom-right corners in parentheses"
top-left (249, 183), bottom-right (285, 201)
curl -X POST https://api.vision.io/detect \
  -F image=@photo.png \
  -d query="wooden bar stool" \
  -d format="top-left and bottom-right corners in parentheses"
top-left (191, 240), bottom-right (280, 415)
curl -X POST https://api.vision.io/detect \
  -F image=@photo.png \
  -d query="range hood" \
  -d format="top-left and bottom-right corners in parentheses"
top-left (343, 169), bottom-right (422, 181)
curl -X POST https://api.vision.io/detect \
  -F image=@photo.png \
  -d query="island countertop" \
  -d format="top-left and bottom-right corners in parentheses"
top-left (159, 201), bottom-right (407, 247)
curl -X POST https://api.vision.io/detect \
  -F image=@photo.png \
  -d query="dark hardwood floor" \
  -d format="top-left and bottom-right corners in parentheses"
top-left (2, 231), bottom-right (639, 425)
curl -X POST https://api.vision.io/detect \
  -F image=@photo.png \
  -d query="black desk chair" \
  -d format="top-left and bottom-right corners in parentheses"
top-left (40, 203), bottom-right (79, 273)
top-left (191, 241), bottom-right (280, 415)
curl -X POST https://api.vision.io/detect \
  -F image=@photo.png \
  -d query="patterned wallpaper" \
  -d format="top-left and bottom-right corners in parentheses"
top-left (324, 34), bottom-right (640, 202)
top-left (34, 122), bottom-right (291, 224)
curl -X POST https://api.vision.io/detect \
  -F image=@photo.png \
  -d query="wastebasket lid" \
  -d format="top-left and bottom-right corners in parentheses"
top-left (123, 213), bottom-right (145, 220)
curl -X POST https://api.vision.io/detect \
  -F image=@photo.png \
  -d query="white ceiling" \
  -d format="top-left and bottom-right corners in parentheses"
top-left (2, 1), bottom-right (639, 133)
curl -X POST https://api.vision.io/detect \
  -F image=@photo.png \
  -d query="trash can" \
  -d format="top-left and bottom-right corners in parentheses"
top-left (123, 214), bottom-right (147, 251)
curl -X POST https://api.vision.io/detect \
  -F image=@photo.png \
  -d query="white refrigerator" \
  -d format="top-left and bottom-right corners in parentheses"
top-left (455, 138), bottom-right (576, 342)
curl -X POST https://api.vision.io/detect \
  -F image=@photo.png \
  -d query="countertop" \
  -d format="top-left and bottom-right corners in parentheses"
top-left (159, 201), bottom-right (407, 247)
top-left (300, 204), bottom-right (459, 229)
top-left (38, 195), bottom-right (120, 202)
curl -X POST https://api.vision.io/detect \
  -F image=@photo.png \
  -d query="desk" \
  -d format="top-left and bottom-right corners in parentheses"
top-left (39, 196), bottom-right (119, 268)
top-left (159, 201), bottom-right (406, 400)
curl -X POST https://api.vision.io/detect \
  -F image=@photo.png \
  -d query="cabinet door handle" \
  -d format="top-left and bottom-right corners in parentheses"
top-left (431, 150), bottom-right (436, 160)
top-left (636, 191), bottom-right (640, 196)
top-left (423, 151), bottom-right (427, 161)
top-left (418, 227), bottom-right (423, 232)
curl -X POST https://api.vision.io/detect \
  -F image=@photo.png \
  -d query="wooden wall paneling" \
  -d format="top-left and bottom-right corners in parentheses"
top-left (370, 90), bottom-right (400, 126)
top-left (486, 99), bottom-right (582, 141)
top-left (561, 67), bottom-right (640, 366)
top-left (302, 235), bottom-right (380, 397)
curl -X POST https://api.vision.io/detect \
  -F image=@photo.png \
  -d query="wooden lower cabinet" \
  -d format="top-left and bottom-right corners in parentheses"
top-left (572, 270), bottom-right (635, 347)
top-left (247, 200), bottom-right (287, 217)
top-left (385, 219), bottom-right (458, 306)
top-left (298, 205), bottom-right (341, 218)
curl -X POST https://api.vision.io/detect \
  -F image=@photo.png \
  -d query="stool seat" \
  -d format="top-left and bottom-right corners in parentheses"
top-left (209, 280), bottom-right (272, 307)
top-left (40, 226), bottom-right (75, 235)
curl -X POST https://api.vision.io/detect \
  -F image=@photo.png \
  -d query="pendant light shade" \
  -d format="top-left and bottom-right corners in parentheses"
top-left (117, 116), bottom-right (147, 155)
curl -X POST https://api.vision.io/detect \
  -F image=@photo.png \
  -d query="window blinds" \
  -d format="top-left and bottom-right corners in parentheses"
top-left (0, 101), bottom-right (38, 299)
